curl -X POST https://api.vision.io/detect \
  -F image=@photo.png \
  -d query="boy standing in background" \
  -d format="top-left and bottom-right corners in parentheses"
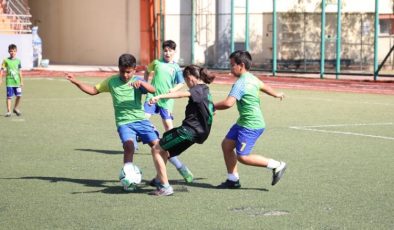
top-left (1, 44), bottom-right (23, 117)
top-left (144, 40), bottom-right (194, 184)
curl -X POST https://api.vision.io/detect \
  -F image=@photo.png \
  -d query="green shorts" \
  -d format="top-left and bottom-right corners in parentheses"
top-left (159, 126), bottom-right (196, 158)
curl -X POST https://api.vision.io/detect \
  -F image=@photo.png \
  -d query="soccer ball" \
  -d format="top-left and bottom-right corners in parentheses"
top-left (119, 164), bottom-right (142, 191)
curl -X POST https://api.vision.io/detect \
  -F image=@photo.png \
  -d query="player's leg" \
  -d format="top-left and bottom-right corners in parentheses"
top-left (235, 127), bottom-right (287, 186)
top-left (217, 138), bottom-right (241, 189)
top-left (150, 143), bottom-right (173, 196)
top-left (160, 108), bottom-right (193, 183)
top-left (12, 87), bottom-right (22, 115)
top-left (217, 124), bottom-right (241, 189)
top-left (5, 87), bottom-right (13, 117)
top-left (117, 123), bottom-right (137, 163)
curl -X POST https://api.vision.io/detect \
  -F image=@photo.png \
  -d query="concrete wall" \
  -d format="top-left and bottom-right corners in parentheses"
top-left (29, 0), bottom-right (140, 65)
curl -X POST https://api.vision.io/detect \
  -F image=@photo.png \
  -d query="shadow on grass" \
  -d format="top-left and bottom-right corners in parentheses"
top-left (170, 178), bottom-right (269, 192)
top-left (75, 148), bottom-right (151, 156)
top-left (0, 176), bottom-right (268, 194)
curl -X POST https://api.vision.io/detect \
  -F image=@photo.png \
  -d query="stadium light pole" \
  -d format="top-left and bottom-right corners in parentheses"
top-left (320, 0), bottom-right (326, 79)
top-left (335, 0), bottom-right (342, 79)
top-left (272, 0), bottom-right (277, 76)
top-left (374, 0), bottom-right (379, 80)
top-left (245, 0), bottom-right (250, 51)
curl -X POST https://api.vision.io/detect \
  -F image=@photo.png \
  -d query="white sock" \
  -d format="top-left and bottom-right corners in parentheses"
top-left (169, 156), bottom-right (183, 169)
top-left (227, 173), bottom-right (239, 182)
top-left (267, 159), bottom-right (281, 169)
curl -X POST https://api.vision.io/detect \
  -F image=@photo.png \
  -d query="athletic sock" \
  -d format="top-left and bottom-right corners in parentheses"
top-left (227, 173), bottom-right (239, 182)
top-left (267, 159), bottom-right (281, 169)
top-left (169, 156), bottom-right (183, 169)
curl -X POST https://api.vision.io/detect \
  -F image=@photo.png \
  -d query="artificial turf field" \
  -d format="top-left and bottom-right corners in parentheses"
top-left (0, 76), bottom-right (393, 229)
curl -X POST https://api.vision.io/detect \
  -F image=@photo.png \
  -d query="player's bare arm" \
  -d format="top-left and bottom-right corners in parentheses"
top-left (169, 83), bottom-right (185, 93)
top-left (214, 96), bottom-right (237, 110)
top-left (260, 83), bottom-right (285, 100)
top-left (149, 91), bottom-right (191, 104)
top-left (65, 73), bottom-right (99, 95)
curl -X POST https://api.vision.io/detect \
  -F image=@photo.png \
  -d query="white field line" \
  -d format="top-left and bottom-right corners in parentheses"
top-left (287, 96), bottom-right (394, 107)
top-left (289, 123), bottom-right (394, 140)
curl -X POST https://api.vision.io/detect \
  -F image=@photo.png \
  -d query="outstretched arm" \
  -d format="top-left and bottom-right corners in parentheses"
top-left (149, 91), bottom-right (190, 104)
top-left (214, 96), bottom-right (237, 110)
top-left (169, 83), bottom-right (185, 93)
top-left (261, 83), bottom-right (285, 100)
top-left (65, 73), bottom-right (99, 95)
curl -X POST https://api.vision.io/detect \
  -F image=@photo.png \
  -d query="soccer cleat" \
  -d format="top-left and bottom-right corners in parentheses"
top-left (150, 185), bottom-right (174, 196)
top-left (272, 161), bottom-right (287, 186)
top-left (13, 109), bottom-right (21, 116)
top-left (177, 166), bottom-right (193, 183)
top-left (5, 112), bottom-right (11, 117)
top-left (149, 178), bottom-right (161, 188)
top-left (217, 179), bottom-right (241, 189)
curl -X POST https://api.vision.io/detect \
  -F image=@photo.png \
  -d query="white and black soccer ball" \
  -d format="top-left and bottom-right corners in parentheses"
top-left (119, 164), bottom-right (142, 191)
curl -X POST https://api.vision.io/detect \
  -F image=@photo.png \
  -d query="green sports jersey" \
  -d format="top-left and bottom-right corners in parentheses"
top-left (95, 75), bottom-right (147, 127)
top-left (1, 57), bottom-right (22, 87)
top-left (145, 59), bottom-right (184, 111)
top-left (228, 72), bottom-right (265, 129)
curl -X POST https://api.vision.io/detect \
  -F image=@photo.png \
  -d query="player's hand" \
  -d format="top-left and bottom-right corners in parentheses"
top-left (276, 92), bottom-right (285, 101)
top-left (130, 80), bottom-right (142, 88)
top-left (149, 96), bottom-right (159, 105)
top-left (65, 73), bottom-right (77, 83)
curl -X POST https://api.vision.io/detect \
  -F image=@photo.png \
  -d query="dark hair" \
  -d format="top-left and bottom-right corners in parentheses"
top-left (229, 50), bottom-right (252, 70)
top-left (183, 65), bottom-right (215, 84)
top-left (8, 44), bottom-right (17, 50)
top-left (162, 40), bottom-right (176, 50)
top-left (118, 53), bottom-right (136, 68)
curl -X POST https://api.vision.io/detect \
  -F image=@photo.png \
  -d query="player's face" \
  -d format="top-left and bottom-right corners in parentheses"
top-left (230, 58), bottom-right (242, 77)
top-left (118, 66), bottom-right (135, 82)
top-left (163, 47), bottom-right (175, 62)
top-left (184, 75), bottom-right (197, 89)
top-left (8, 49), bottom-right (17, 58)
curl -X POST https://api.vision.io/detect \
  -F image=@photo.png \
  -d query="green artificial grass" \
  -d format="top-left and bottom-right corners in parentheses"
top-left (0, 77), bottom-right (393, 229)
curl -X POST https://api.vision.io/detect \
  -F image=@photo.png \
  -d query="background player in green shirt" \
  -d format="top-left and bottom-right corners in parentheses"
top-left (144, 40), bottom-right (194, 184)
top-left (214, 50), bottom-right (287, 189)
top-left (67, 53), bottom-right (159, 191)
top-left (1, 44), bottom-right (23, 117)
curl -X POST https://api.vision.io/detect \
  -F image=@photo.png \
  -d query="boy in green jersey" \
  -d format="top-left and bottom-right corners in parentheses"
top-left (143, 40), bottom-right (194, 184)
top-left (214, 50), bottom-right (287, 189)
top-left (67, 54), bottom-right (159, 191)
top-left (1, 44), bottom-right (23, 117)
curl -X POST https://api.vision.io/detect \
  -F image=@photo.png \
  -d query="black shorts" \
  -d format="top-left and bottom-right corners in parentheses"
top-left (159, 126), bottom-right (196, 158)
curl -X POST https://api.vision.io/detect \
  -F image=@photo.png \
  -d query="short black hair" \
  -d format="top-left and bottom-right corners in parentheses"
top-left (8, 44), bottom-right (17, 51)
top-left (118, 53), bottom-right (136, 68)
top-left (229, 50), bottom-right (252, 70)
top-left (162, 40), bottom-right (176, 50)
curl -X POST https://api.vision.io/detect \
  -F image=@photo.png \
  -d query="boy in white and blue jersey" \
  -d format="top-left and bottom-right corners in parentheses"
top-left (214, 50), bottom-right (287, 189)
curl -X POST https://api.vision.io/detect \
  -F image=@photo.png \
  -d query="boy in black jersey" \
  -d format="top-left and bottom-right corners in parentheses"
top-left (149, 65), bottom-right (215, 196)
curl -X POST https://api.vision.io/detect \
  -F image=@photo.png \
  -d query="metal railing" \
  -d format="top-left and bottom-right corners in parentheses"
top-left (1, 0), bottom-right (32, 34)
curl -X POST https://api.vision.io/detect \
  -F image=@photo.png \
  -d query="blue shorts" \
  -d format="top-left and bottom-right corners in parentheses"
top-left (6, 87), bottom-right (22, 98)
top-left (225, 124), bottom-right (265, 156)
top-left (144, 102), bottom-right (173, 120)
top-left (117, 120), bottom-right (159, 144)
